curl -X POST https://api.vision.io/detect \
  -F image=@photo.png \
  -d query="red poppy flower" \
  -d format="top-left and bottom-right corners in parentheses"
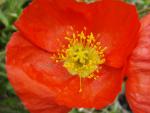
top-left (126, 14), bottom-right (150, 113)
top-left (6, 0), bottom-right (141, 113)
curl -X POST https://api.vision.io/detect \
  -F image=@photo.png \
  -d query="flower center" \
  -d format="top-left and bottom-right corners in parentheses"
top-left (64, 43), bottom-right (103, 78)
top-left (51, 29), bottom-right (106, 92)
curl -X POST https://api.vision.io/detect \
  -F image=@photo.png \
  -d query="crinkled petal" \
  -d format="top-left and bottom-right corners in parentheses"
top-left (126, 14), bottom-right (150, 113)
top-left (6, 32), bottom-right (71, 113)
top-left (6, 32), bottom-right (123, 109)
top-left (15, 0), bottom-right (140, 68)
top-left (15, 0), bottom-right (91, 53)
top-left (91, 0), bottom-right (140, 68)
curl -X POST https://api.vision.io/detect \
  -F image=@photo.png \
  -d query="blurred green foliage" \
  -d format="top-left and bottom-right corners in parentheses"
top-left (0, 0), bottom-right (150, 113)
top-left (0, 0), bottom-right (30, 113)
top-left (126, 0), bottom-right (150, 17)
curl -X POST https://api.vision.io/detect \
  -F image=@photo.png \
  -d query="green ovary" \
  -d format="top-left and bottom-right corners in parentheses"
top-left (63, 43), bottom-right (102, 78)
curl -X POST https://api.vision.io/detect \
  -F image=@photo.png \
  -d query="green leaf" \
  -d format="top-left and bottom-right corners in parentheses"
top-left (69, 109), bottom-right (81, 113)
top-left (0, 97), bottom-right (29, 113)
top-left (0, 9), bottom-right (9, 27)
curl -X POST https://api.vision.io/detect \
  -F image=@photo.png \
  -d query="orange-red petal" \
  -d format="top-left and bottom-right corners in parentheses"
top-left (15, 0), bottom-right (91, 53)
top-left (91, 0), bottom-right (140, 68)
top-left (126, 14), bottom-right (150, 113)
top-left (6, 32), bottom-right (123, 109)
top-left (6, 32), bottom-right (71, 113)
top-left (15, 0), bottom-right (140, 68)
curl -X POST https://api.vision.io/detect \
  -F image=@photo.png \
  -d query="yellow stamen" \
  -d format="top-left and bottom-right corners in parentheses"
top-left (51, 28), bottom-right (106, 92)
top-left (79, 76), bottom-right (82, 93)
